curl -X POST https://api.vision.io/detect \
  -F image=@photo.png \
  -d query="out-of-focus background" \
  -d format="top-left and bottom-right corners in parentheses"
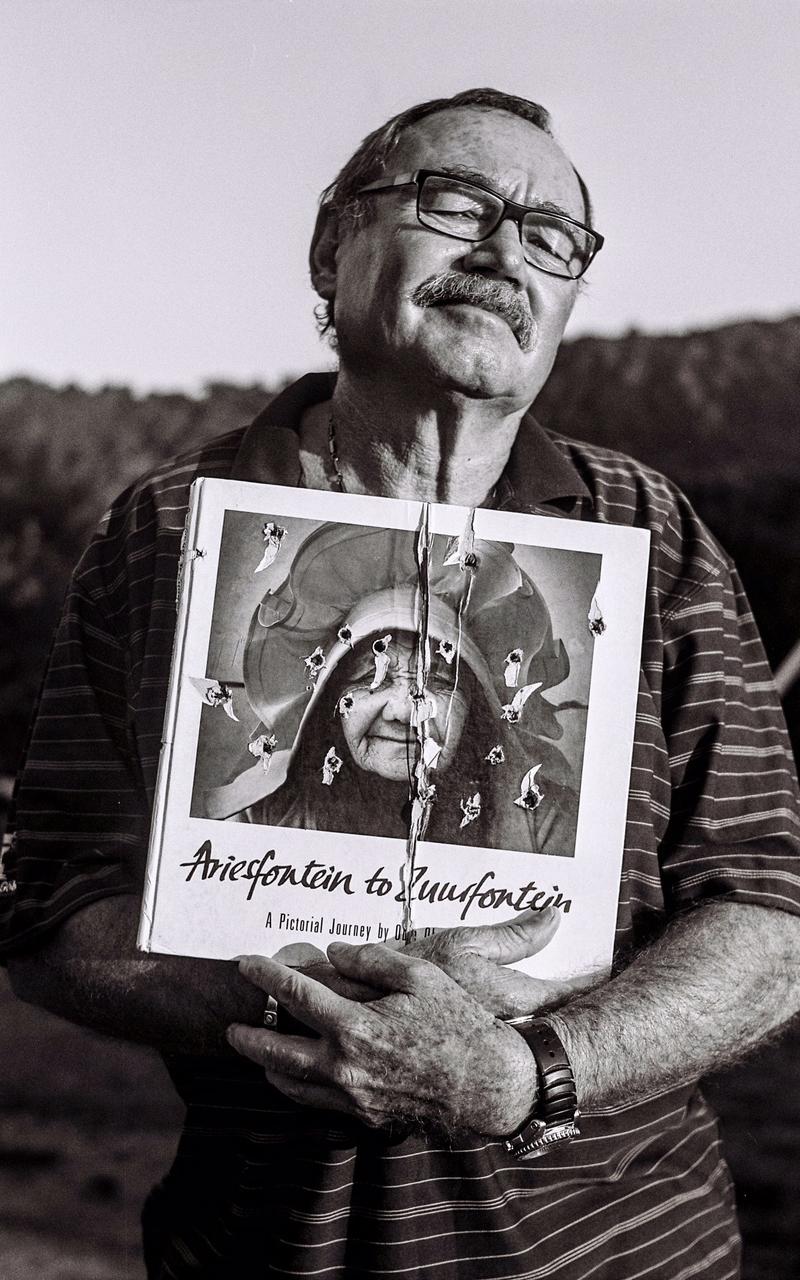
top-left (2, 2), bottom-right (800, 1277)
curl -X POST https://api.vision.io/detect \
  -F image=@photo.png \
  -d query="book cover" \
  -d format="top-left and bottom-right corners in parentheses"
top-left (138, 477), bottom-right (650, 990)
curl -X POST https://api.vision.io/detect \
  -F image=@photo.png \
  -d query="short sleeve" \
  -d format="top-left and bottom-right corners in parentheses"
top-left (658, 557), bottom-right (800, 914)
top-left (0, 569), bottom-right (145, 956)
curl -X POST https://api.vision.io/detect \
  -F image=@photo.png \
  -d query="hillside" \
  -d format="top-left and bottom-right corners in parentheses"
top-left (3, 315), bottom-right (800, 778)
top-left (535, 316), bottom-right (800, 682)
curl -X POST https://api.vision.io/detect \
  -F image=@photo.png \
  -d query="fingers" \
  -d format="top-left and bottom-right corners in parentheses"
top-left (326, 940), bottom-right (438, 994)
top-left (227, 1023), bottom-right (325, 1078)
top-left (483, 971), bottom-right (575, 1019)
top-left (227, 1024), bottom-right (393, 1129)
top-left (272, 942), bottom-right (327, 965)
top-left (262, 1070), bottom-right (393, 1130)
top-left (226, 1025), bottom-right (362, 1117)
top-left (385, 943), bottom-right (578, 1019)
top-left (237, 954), bottom-right (356, 1035)
top-left (262, 1069), bottom-right (356, 1116)
top-left (299, 959), bottom-right (381, 1002)
top-left (444, 907), bottom-right (561, 964)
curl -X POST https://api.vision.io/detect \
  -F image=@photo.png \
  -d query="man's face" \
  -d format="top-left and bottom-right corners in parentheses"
top-left (326, 107), bottom-right (586, 406)
top-left (338, 635), bottom-right (470, 782)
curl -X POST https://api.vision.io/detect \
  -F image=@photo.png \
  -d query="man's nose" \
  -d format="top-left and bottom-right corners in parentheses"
top-left (460, 217), bottom-right (527, 287)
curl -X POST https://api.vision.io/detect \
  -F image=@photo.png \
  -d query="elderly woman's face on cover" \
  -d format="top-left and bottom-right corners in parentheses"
top-left (337, 635), bottom-right (471, 781)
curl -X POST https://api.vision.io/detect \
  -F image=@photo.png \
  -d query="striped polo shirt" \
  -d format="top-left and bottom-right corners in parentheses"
top-left (4, 373), bottom-right (800, 1279)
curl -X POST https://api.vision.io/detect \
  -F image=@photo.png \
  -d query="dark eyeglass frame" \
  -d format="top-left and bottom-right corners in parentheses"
top-left (357, 168), bottom-right (604, 280)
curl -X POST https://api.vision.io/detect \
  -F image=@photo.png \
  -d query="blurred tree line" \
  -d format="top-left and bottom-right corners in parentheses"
top-left (3, 315), bottom-right (800, 785)
top-left (535, 317), bottom-right (800, 721)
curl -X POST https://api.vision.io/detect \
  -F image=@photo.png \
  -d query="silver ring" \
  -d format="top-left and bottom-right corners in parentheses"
top-left (263, 995), bottom-right (280, 1030)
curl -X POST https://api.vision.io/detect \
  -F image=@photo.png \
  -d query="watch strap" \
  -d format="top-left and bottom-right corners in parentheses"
top-left (503, 1019), bottom-right (580, 1159)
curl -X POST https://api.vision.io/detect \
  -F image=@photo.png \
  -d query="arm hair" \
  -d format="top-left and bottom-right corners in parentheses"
top-left (546, 900), bottom-right (800, 1108)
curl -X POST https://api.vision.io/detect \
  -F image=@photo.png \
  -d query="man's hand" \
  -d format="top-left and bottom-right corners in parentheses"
top-left (399, 907), bottom-right (591, 1018)
top-left (227, 943), bottom-right (537, 1137)
top-left (280, 908), bottom-right (587, 1020)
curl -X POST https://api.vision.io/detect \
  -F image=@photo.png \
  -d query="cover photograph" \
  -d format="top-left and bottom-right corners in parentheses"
top-left (138, 478), bottom-right (650, 991)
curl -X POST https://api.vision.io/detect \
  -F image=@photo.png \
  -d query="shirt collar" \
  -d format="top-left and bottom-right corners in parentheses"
top-left (232, 371), bottom-right (592, 512)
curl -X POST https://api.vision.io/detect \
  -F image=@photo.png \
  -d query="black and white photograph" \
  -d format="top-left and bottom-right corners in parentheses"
top-left (191, 509), bottom-right (603, 857)
top-left (3, 2), bottom-right (800, 1278)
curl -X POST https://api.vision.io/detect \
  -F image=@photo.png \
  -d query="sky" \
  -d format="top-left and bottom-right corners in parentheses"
top-left (3, 0), bottom-right (799, 393)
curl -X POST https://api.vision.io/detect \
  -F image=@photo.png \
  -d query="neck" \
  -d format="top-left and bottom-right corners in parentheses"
top-left (312, 372), bottom-right (526, 505)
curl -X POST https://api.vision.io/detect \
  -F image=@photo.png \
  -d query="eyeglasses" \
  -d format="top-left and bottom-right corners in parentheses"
top-left (357, 169), bottom-right (604, 280)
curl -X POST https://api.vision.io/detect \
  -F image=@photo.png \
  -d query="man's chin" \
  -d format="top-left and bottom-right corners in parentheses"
top-left (428, 342), bottom-right (532, 401)
top-left (407, 315), bottom-right (536, 394)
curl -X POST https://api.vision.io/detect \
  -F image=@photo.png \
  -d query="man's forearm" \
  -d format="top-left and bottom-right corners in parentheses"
top-left (545, 901), bottom-right (800, 1109)
top-left (224, 900), bottom-right (800, 1137)
top-left (7, 894), bottom-right (265, 1056)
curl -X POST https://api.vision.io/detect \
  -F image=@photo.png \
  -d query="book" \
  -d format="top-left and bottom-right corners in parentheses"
top-left (138, 477), bottom-right (650, 990)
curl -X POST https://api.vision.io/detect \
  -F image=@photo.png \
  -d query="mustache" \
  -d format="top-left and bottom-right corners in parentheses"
top-left (410, 272), bottom-right (535, 351)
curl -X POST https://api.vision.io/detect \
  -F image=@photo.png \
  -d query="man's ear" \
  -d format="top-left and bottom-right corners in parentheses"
top-left (309, 204), bottom-right (339, 301)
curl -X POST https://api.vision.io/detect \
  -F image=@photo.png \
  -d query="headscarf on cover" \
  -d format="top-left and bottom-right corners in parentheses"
top-left (204, 524), bottom-right (573, 825)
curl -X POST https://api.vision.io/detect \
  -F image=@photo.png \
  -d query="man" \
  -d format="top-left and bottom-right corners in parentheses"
top-left (3, 88), bottom-right (800, 1279)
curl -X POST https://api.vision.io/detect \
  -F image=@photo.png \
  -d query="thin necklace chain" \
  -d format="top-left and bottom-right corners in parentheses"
top-left (327, 414), bottom-right (346, 492)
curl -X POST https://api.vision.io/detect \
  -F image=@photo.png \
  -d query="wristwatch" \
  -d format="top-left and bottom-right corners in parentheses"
top-left (502, 1018), bottom-right (580, 1160)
